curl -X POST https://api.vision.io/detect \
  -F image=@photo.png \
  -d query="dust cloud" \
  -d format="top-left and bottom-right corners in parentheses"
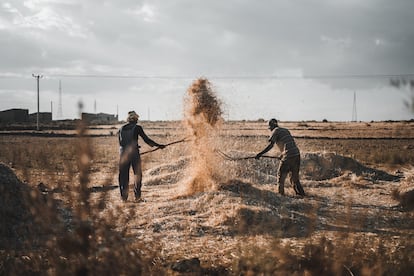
top-left (182, 78), bottom-right (224, 195)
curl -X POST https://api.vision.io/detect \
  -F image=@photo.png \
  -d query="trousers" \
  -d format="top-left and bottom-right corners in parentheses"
top-left (277, 155), bottom-right (305, 196)
top-left (118, 146), bottom-right (142, 200)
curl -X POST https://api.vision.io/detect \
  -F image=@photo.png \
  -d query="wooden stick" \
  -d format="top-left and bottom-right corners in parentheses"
top-left (215, 149), bottom-right (280, 161)
top-left (141, 138), bottom-right (188, 155)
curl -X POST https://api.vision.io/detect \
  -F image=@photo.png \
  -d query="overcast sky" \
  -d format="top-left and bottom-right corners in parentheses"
top-left (1, 0), bottom-right (414, 121)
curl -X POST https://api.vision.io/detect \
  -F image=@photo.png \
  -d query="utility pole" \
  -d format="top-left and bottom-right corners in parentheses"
top-left (352, 91), bottom-right (357, 122)
top-left (57, 80), bottom-right (63, 118)
top-left (116, 105), bottom-right (119, 121)
top-left (32, 74), bottom-right (43, 130)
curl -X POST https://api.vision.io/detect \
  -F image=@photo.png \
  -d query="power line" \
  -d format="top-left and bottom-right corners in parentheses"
top-left (47, 73), bottom-right (414, 80)
top-left (1, 73), bottom-right (413, 81)
top-left (49, 74), bottom-right (194, 79)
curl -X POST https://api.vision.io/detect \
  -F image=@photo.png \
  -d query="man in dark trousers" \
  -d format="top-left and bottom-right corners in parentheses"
top-left (255, 118), bottom-right (305, 196)
top-left (118, 111), bottom-right (165, 201)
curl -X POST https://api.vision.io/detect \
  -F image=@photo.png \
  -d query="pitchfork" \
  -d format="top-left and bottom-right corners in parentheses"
top-left (215, 149), bottom-right (281, 161)
top-left (141, 137), bottom-right (189, 155)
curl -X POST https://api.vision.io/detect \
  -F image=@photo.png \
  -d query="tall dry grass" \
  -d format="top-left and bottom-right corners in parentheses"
top-left (0, 120), bottom-right (166, 275)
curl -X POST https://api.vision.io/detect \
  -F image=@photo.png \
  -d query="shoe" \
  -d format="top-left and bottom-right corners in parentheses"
top-left (134, 190), bottom-right (141, 200)
top-left (120, 189), bottom-right (128, 202)
top-left (295, 185), bottom-right (306, 196)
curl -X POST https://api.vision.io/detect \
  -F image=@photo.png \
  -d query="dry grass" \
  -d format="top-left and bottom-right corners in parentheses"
top-left (0, 120), bottom-right (413, 275)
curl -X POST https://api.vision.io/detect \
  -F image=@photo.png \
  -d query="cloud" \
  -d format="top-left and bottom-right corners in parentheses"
top-left (0, 0), bottom-right (413, 120)
top-left (3, 0), bottom-right (413, 76)
top-left (126, 3), bottom-right (157, 22)
top-left (2, 1), bottom-right (86, 37)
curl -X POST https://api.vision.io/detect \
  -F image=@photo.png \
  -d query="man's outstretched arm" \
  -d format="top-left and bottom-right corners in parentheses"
top-left (255, 141), bottom-right (275, 159)
top-left (137, 125), bottom-right (165, 148)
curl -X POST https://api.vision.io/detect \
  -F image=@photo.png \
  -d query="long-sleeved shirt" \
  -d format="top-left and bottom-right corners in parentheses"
top-left (118, 122), bottom-right (159, 150)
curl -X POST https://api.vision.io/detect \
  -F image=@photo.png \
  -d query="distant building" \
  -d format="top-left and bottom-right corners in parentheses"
top-left (29, 112), bottom-right (52, 123)
top-left (0, 108), bottom-right (29, 123)
top-left (81, 112), bottom-right (118, 124)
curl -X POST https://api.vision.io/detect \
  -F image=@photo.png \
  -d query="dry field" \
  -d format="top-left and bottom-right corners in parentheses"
top-left (1, 119), bottom-right (414, 275)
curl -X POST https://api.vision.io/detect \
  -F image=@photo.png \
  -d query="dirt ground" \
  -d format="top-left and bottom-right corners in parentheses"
top-left (1, 120), bottom-right (413, 274)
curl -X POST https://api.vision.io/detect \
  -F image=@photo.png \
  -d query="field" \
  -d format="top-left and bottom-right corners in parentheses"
top-left (1, 120), bottom-right (414, 275)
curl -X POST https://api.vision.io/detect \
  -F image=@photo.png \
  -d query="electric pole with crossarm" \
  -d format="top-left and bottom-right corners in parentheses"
top-left (32, 74), bottom-right (43, 131)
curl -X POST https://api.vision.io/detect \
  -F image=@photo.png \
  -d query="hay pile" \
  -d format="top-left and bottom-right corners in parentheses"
top-left (392, 169), bottom-right (414, 210)
top-left (144, 151), bottom-right (400, 190)
top-left (0, 163), bottom-right (36, 248)
top-left (213, 151), bottom-right (400, 183)
top-left (301, 152), bottom-right (401, 182)
top-left (145, 157), bottom-right (190, 186)
top-left (182, 78), bottom-right (224, 194)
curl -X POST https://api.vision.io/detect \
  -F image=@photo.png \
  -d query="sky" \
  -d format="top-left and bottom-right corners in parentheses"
top-left (1, 0), bottom-right (414, 121)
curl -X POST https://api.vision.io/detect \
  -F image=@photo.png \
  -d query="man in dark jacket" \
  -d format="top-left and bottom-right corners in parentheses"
top-left (255, 118), bottom-right (305, 196)
top-left (118, 111), bottom-right (165, 201)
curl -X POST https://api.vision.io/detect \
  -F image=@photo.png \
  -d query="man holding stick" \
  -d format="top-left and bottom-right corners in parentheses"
top-left (255, 118), bottom-right (306, 196)
top-left (118, 111), bottom-right (165, 201)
